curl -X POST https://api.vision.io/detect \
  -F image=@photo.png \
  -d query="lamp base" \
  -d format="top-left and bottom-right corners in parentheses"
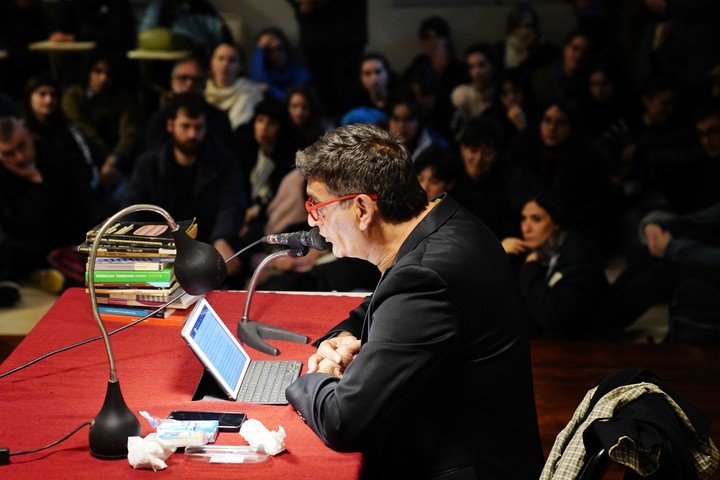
top-left (237, 319), bottom-right (308, 356)
top-left (89, 380), bottom-right (141, 460)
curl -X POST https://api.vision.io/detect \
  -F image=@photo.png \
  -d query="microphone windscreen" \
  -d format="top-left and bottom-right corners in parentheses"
top-left (307, 227), bottom-right (331, 250)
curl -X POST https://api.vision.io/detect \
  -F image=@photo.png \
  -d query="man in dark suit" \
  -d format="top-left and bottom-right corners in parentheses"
top-left (286, 123), bottom-right (544, 479)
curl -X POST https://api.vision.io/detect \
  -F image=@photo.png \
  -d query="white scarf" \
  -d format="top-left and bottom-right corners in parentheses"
top-left (205, 77), bottom-right (263, 130)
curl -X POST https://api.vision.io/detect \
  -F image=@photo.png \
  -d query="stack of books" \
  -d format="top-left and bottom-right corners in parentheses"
top-left (79, 218), bottom-right (201, 322)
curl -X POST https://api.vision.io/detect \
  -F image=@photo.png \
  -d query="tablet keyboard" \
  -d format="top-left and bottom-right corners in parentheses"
top-left (237, 360), bottom-right (302, 404)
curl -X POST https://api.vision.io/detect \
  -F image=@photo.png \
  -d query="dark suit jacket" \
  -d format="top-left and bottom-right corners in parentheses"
top-left (286, 194), bottom-right (544, 479)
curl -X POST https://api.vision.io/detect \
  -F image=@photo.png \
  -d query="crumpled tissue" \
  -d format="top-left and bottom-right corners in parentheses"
top-left (127, 435), bottom-right (177, 471)
top-left (239, 419), bottom-right (286, 455)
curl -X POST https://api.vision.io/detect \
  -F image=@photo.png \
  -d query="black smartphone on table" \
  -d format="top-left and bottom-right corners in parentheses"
top-left (167, 411), bottom-right (247, 431)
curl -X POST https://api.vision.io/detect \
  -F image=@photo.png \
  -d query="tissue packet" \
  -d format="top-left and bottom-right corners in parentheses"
top-left (156, 420), bottom-right (219, 447)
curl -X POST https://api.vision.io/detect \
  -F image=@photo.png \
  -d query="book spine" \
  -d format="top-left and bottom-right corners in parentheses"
top-left (96, 295), bottom-right (198, 310)
top-left (93, 261), bottom-right (165, 271)
top-left (78, 243), bottom-right (177, 257)
top-left (86, 236), bottom-right (175, 248)
top-left (90, 280), bottom-right (179, 294)
top-left (85, 269), bottom-right (174, 284)
top-left (91, 281), bottom-right (175, 289)
top-left (95, 292), bottom-right (175, 303)
top-left (98, 305), bottom-right (168, 318)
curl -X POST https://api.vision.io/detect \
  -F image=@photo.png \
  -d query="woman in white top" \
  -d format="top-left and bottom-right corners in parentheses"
top-left (205, 41), bottom-right (263, 131)
top-left (451, 43), bottom-right (497, 121)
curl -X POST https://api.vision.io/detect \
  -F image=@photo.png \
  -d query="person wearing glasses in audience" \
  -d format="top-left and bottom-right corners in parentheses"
top-left (285, 123), bottom-right (544, 479)
top-left (144, 55), bottom-right (233, 150)
top-left (386, 94), bottom-right (448, 162)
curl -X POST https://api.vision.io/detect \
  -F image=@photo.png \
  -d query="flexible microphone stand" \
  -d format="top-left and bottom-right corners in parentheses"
top-left (237, 246), bottom-right (310, 356)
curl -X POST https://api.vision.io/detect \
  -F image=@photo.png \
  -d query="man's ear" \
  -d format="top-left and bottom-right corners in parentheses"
top-left (166, 118), bottom-right (174, 134)
top-left (355, 194), bottom-right (376, 231)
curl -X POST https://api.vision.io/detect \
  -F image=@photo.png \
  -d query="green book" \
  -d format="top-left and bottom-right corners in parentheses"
top-left (85, 267), bottom-right (175, 286)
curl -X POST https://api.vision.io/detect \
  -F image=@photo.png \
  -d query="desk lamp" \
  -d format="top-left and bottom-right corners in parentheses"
top-left (87, 204), bottom-right (227, 459)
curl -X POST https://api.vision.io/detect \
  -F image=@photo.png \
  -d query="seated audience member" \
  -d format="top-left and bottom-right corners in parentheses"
top-left (250, 26), bottom-right (310, 102)
top-left (286, 84), bottom-right (330, 148)
top-left (452, 117), bottom-right (537, 239)
top-left (205, 41), bottom-right (264, 131)
top-left (414, 145), bottom-right (462, 201)
top-left (403, 62), bottom-right (456, 141)
top-left (531, 29), bottom-right (593, 108)
top-left (613, 77), bottom-right (691, 207)
top-left (402, 16), bottom-right (468, 105)
top-left (345, 52), bottom-right (398, 118)
top-left (581, 60), bottom-right (632, 145)
top-left (122, 93), bottom-right (247, 279)
top-left (0, 117), bottom-right (104, 298)
top-left (608, 100), bottom-right (720, 327)
top-left (644, 206), bottom-right (720, 341)
top-left (22, 75), bottom-right (98, 190)
top-left (579, 60), bottom-right (633, 184)
top-left (614, 78), bottom-right (702, 252)
top-left (504, 98), bottom-right (614, 252)
top-left (501, 191), bottom-right (614, 339)
top-left (237, 98), bottom-right (303, 247)
top-left (485, 69), bottom-right (536, 144)
top-left (386, 94), bottom-right (448, 162)
top-left (61, 52), bottom-right (143, 199)
top-left (450, 43), bottom-right (498, 126)
top-left (632, 0), bottom-right (720, 108)
top-left (609, 199), bottom-right (720, 333)
top-left (144, 55), bottom-right (233, 150)
top-left (285, 123), bottom-right (544, 479)
top-left (138, 0), bottom-right (230, 59)
top-left (495, 2), bottom-right (559, 79)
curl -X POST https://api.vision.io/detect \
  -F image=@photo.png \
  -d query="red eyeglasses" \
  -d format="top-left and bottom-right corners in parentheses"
top-left (305, 194), bottom-right (378, 221)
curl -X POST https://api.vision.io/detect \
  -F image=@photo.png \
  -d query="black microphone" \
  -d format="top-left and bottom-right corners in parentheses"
top-left (263, 227), bottom-right (331, 250)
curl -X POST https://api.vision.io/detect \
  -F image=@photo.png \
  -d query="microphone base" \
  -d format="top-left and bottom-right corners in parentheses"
top-left (237, 319), bottom-right (308, 356)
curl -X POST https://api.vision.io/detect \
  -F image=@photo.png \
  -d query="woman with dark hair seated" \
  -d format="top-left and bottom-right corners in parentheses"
top-left (286, 84), bottom-right (330, 148)
top-left (504, 97), bottom-right (616, 253)
top-left (501, 190), bottom-right (616, 339)
top-left (22, 75), bottom-right (98, 190)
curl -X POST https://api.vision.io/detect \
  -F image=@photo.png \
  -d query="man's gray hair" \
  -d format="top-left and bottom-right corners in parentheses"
top-left (296, 123), bottom-right (427, 222)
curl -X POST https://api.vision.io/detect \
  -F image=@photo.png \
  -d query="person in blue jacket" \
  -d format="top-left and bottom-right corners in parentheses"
top-left (250, 27), bottom-right (310, 102)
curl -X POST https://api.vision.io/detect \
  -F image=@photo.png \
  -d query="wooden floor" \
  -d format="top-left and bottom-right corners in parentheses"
top-left (532, 339), bottom-right (720, 479)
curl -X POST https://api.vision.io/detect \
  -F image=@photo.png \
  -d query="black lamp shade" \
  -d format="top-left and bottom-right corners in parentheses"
top-left (172, 229), bottom-right (227, 295)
